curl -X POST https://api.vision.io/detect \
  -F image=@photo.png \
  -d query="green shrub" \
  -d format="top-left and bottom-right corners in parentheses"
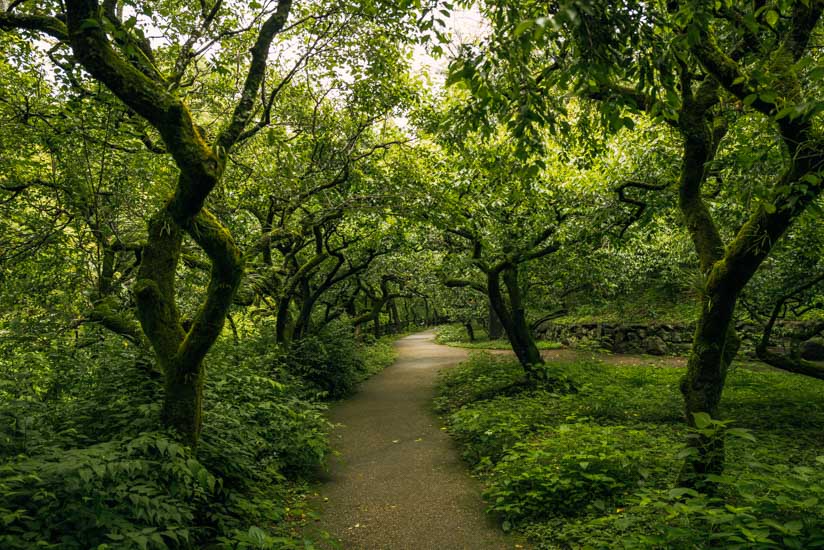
top-left (447, 392), bottom-right (557, 467)
top-left (0, 431), bottom-right (207, 549)
top-left (484, 424), bottom-right (673, 524)
top-left (356, 335), bottom-right (398, 380)
top-left (435, 353), bottom-right (575, 413)
top-left (436, 353), bottom-right (824, 548)
top-left (0, 331), bottom-right (332, 549)
top-left (551, 361), bottom-right (683, 425)
top-left (522, 462), bottom-right (824, 549)
top-left (201, 349), bottom-right (330, 480)
top-left (285, 320), bottom-right (365, 399)
top-left (434, 353), bottom-right (527, 413)
top-left (434, 323), bottom-right (474, 344)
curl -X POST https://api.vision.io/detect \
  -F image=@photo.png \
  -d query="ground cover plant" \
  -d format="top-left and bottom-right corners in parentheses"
top-left (0, 324), bottom-right (400, 549)
top-left (436, 353), bottom-right (824, 549)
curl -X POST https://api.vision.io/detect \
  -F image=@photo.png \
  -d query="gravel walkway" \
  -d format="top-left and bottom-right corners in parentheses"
top-left (313, 331), bottom-right (526, 550)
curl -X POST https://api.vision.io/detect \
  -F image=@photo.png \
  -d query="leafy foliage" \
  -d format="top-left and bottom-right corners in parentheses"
top-left (0, 332), bottom-right (336, 549)
top-left (285, 321), bottom-right (367, 399)
top-left (1, 431), bottom-right (207, 549)
top-left (485, 424), bottom-right (670, 522)
top-left (283, 319), bottom-right (399, 399)
top-left (437, 352), bottom-right (824, 547)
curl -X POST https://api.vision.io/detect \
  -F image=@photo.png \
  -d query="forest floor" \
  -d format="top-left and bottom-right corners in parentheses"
top-left (491, 345), bottom-right (783, 372)
top-left (310, 331), bottom-right (528, 549)
top-left (491, 347), bottom-right (688, 367)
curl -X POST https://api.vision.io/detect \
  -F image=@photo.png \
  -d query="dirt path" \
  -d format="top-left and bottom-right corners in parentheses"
top-left (313, 331), bottom-right (525, 550)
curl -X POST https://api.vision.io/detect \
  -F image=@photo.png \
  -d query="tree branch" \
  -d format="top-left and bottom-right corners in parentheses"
top-left (0, 12), bottom-right (68, 40)
top-left (216, 0), bottom-right (293, 151)
top-left (444, 278), bottom-right (487, 295)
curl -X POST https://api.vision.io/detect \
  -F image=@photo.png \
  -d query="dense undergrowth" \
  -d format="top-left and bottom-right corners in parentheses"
top-left (436, 353), bottom-right (824, 549)
top-left (0, 320), bottom-right (398, 549)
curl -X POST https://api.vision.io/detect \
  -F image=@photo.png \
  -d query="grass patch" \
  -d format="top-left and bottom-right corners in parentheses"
top-left (356, 333), bottom-right (403, 381)
top-left (434, 323), bottom-right (562, 351)
top-left (436, 353), bottom-right (824, 549)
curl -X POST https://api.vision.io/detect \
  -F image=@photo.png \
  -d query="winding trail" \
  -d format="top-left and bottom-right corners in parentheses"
top-left (314, 331), bottom-right (525, 549)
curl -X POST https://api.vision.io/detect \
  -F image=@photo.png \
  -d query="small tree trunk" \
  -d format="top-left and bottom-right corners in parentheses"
top-left (390, 301), bottom-right (401, 333)
top-left (402, 300), bottom-right (411, 329)
top-left (464, 322), bottom-right (475, 342)
top-left (276, 296), bottom-right (294, 344)
top-left (487, 267), bottom-right (544, 380)
top-left (502, 266), bottom-right (544, 373)
top-left (292, 292), bottom-right (317, 341)
top-left (227, 314), bottom-right (239, 346)
top-left (488, 300), bottom-right (504, 339)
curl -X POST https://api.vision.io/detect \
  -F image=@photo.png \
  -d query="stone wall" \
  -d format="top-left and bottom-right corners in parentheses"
top-left (534, 321), bottom-right (809, 356)
top-left (535, 322), bottom-right (692, 355)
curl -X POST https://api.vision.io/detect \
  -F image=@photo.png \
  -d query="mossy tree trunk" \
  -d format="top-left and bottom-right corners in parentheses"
top-left (0, 0), bottom-right (296, 447)
top-left (675, 5), bottom-right (824, 482)
top-left (446, 268), bottom-right (545, 379)
top-left (447, 266), bottom-right (544, 379)
top-left (673, 75), bottom-right (736, 484)
top-left (444, 228), bottom-right (560, 382)
top-left (577, 1), bottom-right (822, 483)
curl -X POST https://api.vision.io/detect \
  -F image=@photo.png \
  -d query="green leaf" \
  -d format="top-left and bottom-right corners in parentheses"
top-left (759, 90), bottom-right (777, 104)
top-left (78, 18), bottom-right (102, 31)
top-left (765, 10), bottom-right (779, 27)
top-left (726, 428), bottom-right (757, 442)
top-left (668, 487), bottom-right (700, 499)
top-left (692, 412), bottom-right (713, 429)
top-left (514, 20), bottom-right (535, 38)
top-left (801, 173), bottom-right (821, 185)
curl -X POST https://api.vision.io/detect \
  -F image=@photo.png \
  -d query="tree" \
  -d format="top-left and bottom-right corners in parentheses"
top-left (0, 0), bottom-right (429, 446)
top-left (413, 119), bottom-right (583, 379)
top-left (447, 0), bottom-right (824, 481)
top-left (743, 214), bottom-right (824, 377)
